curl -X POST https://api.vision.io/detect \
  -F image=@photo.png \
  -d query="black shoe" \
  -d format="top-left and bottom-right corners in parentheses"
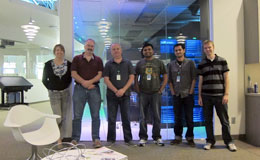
top-left (187, 139), bottom-right (195, 147)
top-left (170, 139), bottom-right (182, 145)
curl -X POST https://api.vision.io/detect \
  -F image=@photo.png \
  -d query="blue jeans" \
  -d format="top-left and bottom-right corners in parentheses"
top-left (202, 95), bottom-right (233, 145)
top-left (173, 94), bottom-right (194, 139)
top-left (72, 84), bottom-right (101, 141)
top-left (139, 92), bottom-right (161, 140)
top-left (107, 94), bottom-right (132, 142)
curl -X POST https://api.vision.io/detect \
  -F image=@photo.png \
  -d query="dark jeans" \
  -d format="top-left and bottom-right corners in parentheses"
top-left (173, 94), bottom-right (194, 139)
top-left (72, 84), bottom-right (101, 141)
top-left (107, 94), bottom-right (132, 142)
top-left (202, 95), bottom-right (233, 145)
top-left (139, 92), bottom-right (161, 140)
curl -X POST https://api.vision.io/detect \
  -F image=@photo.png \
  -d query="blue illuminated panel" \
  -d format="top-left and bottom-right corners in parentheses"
top-left (185, 40), bottom-right (202, 57)
top-left (160, 39), bottom-right (177, 54)
top-left (161, 106), bottom-right (205, 124)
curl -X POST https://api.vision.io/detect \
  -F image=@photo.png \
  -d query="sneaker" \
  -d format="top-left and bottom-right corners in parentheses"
top-left (204, 143), bottom-right (212, 150)
top-left (170, 139), bottom-right (182, 145)
top-left (227, 143), bottom-right (237, 152)
top-left (93, 139), bottom-right (102, 148)
top-left (125, 141), bottom-right (136, 146)
top-left (154, 138), bottom-right (164, 146)
top-left (106, 141), bottom-right (115, 147)
top-left (187, 139), bottom-right (195, 147)
top-left (71, 140), bottom-right (78, 145)
top-left (139, 139), bottom-right (147, 147)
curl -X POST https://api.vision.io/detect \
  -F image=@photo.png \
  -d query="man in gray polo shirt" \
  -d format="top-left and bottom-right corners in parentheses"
top-left (168, 43), bottom-right (197, 146)
top-left (103, 43), bottom-right (135, 146)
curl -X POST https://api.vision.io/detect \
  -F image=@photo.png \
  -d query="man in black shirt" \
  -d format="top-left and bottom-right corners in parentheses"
top-left (103, 43), bottom-right (135, 146)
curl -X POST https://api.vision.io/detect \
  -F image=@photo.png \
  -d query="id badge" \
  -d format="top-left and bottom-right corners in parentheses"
top-left (176, 75), bottom-right (180, 82)
top-left (147, 74), bottom-right (151, 80)
top-left (116, 74), bottom-right (121, 81)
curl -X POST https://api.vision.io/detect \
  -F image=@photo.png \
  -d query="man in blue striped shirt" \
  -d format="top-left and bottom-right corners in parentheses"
top-left (198, 40), bottom-right (237, 152)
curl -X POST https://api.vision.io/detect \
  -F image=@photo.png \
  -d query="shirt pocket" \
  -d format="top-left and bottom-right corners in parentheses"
top-left (171, 67), bottom-right (179, 80)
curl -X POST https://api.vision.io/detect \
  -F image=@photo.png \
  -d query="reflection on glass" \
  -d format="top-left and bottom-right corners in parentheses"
top-left (3, 55), bottom-right (26, 77)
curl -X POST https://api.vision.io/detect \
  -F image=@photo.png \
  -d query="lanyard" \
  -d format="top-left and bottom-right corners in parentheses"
top-left (176, 61), bottom-right (182, 75)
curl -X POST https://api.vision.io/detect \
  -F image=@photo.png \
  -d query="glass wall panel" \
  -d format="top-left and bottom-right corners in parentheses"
top-left (74, 0), bottom-right (204, 141)
top-left (3, 55), bottom-right (26, 77)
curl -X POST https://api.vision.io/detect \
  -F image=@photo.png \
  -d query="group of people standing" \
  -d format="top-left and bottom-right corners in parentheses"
top-left (42, 39), bottom-right (237, 152)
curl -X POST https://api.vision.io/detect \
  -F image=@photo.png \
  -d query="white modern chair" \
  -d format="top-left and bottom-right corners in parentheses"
top-left (4, 105), bottom-right (60, 160)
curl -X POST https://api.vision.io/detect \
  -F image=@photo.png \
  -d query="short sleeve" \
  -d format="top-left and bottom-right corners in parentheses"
top-left (160, 60), bottom-right (167, 75)
top-left (222, 59), bottom-right (230, 73)
top-left (128, 61), bottom-right (135, 75)
top-left (190, 60), bottom-right (197, 80)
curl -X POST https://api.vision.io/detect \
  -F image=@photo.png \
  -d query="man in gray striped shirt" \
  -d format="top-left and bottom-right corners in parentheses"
top-left (198, 40), bottom-right (237, 152)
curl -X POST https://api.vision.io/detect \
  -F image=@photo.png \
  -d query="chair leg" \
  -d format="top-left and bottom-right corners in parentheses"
top-left (27, 145), bottom-right (41, 160)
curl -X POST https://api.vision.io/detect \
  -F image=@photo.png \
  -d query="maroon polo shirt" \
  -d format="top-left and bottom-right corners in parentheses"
top-left (71, 53), bottom-right (103, 84)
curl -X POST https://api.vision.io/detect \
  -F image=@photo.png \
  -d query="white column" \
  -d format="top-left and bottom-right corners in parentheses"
top-left (58, 0), bottom-right (74, 61)
top-left (211, 0), bottom-right (245, 136)
top-left (58, 0), bottom-right (74, 138)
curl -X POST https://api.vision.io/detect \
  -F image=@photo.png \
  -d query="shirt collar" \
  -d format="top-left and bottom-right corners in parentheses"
top-left (205, 54), bottom-right (218, 62)
top-left (112, 58), bottom-right (125, 63)
top-left (175, 57), bottom-right (187, 65)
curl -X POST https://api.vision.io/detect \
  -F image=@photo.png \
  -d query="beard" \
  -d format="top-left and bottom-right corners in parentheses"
top-left (86, 48), bottom-right (93, 54)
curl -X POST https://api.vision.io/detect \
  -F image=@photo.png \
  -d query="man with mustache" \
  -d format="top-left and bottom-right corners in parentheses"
top-left (71, 39), bottom-right (104, 148)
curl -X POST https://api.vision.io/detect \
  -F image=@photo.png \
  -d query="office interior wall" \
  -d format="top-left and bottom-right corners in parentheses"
top-left (211, 0), bottom-right (245, 135)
